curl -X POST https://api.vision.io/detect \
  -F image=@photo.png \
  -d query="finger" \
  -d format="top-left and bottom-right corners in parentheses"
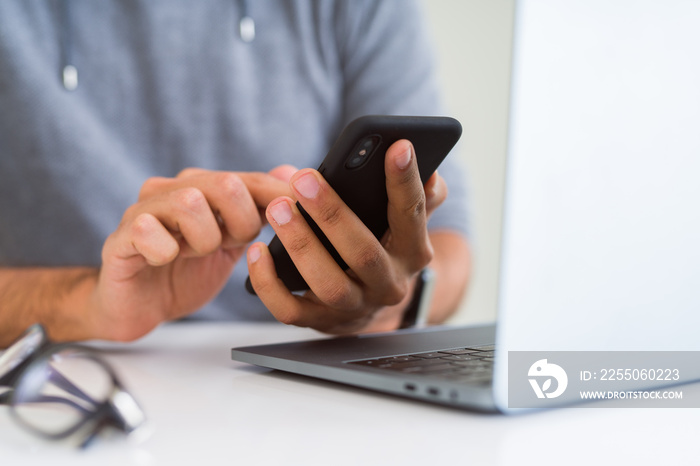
top-left (268, 164), bottom-right (299, 183)
top-left (105, 212), bottom-right (180, 268)
top-left (191, 172), bottom-right (262, 247)
top-left (247, 242), bottom-right (372, 332)
top-left (424, 171), bottom-right (448, 217)
top-left (138, 176), bottom-right (171, 201)
top-left (141, 170), bottom-right (291, 212)
top-left (289, 170), bottom-right (403, 305)
top-left (246, 242), bottom-right (320, 326)
top-left (140, 171), bottom-right (291, 247)
top-left (144, 169), bottom-right (262, 248)
top-left (176, 167), bottom-right (210, 179)
top-left (248, 243), bottom-right (348, 330)
top-left (236, 172), bottom-right (293, 207)
top-left (383, 140), bottom-right (433, 271)
top-left (126, 187), bottom-right (223, 257)
top-left (139, 168), bottom-right (214, 202)
top-left (265, 197), bottom-right (364, 310)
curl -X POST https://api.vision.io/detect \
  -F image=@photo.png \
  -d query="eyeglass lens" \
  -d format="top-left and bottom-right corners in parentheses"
top-left (11, 349), bottom-right (114, 436)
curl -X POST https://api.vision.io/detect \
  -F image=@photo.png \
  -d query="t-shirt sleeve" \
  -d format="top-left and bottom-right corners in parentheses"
top-left (333, 0), bottom-right (471, 239)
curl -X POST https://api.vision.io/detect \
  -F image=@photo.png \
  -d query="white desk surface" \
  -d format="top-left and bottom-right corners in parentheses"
top-left (1, 321), bottom-right (698, 466)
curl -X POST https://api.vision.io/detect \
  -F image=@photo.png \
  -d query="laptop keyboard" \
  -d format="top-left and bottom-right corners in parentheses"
top-left (347, 345), bottom-right (495, 384)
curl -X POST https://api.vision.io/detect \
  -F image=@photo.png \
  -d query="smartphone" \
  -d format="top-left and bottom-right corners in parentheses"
top-left (246, 115), bottom-right (462, 294)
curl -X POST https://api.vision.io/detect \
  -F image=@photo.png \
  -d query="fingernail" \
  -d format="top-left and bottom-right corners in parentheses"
top-left (269, 200), bottom-right (293, 225)
top-left (248, 244), bottom-right (261, 263)
top-left (293, 172), bottom-right (320, 199)
top-left (396, 145), bottom-right (411, 170)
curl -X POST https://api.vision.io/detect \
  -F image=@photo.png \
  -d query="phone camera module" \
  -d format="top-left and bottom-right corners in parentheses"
top-left (345, 135), bottom-right (381, 169)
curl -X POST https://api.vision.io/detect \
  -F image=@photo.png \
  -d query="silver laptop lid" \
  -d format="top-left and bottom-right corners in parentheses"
top-left (494, 0), bottom-right (700, 409)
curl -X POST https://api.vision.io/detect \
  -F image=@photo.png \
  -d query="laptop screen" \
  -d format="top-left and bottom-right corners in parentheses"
top-left (496, 0), bottom-right (700, 352)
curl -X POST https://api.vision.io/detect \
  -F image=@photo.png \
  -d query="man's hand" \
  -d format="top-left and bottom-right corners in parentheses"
top-left (88, 168), bottom-right (291, 341)
top-left (247, 140), bottom-right (450, 334)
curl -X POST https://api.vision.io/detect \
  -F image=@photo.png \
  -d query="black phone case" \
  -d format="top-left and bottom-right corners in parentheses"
top-left (246, 115), bottom-right (462, 294)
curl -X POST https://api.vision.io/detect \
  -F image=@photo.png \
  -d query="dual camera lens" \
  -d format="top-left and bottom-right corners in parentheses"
top-left (345, 135), bottom-right (381, 169)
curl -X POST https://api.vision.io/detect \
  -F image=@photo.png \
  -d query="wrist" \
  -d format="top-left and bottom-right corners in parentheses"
top-left (359, 271), bottom-right (430, 334)
top-left (36, 268), bottom-right (100, 342)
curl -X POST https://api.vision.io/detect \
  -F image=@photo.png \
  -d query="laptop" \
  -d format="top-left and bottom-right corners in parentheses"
top-left (232, 0), bottom-right (700, 413)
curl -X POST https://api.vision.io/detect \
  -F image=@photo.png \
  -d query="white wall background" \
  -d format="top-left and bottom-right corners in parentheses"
top-left (422, 0), bottom-right (515, 324)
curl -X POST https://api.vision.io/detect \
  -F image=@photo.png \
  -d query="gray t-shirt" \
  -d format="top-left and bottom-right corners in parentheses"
top-left (0, 0), bottom-right (470, 321)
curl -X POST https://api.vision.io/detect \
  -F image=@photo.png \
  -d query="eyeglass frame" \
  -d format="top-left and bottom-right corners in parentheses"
top-left (0, 324), bottom-right (146, 446)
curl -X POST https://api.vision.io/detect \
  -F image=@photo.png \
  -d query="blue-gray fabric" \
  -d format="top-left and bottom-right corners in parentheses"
top-left (0, 0), bottom-right (469, 321)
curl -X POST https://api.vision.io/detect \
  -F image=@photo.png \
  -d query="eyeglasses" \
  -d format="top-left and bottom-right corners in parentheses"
top-left (0, 324), bottom-right (147, 448)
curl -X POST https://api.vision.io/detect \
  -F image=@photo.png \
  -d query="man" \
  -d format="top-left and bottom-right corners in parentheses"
top-left (0, 0), bottom-right (471, 345)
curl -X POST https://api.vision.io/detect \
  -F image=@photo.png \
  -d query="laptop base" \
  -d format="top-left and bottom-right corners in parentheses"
top-left (232, 324), bottom-right (499, 412)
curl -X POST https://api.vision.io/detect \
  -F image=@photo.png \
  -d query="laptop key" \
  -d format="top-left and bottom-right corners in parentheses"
top-left (439, 348), bottom-right (486, 355)
top-left (374, 356), bottom-right (419, 364)
top-left (451, 359), bottom-right (492, 368)
top-left (378, 358), bottom-right (452, 370)
top-left (347, 344), bottom-right (497, 383)
top-left (441, 354), bottom-right (484, 362)
top-left (411, 352), bottom-right (449, 359)
top-left (350, 356), bottom-right (417, 366)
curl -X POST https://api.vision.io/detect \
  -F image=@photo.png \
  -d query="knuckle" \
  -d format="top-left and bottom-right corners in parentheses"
top-left (216, 174), bottom-right (262, 243)
top-left (128, 214), bottom-right (179, 264)
top-left (217, 172), bottom-right (246, 199)
top-left (317, 203), bottom-right (343, 228)
top-left (130, 212), bottom-right (157, 237)
top-left (285, 234), bottom-right (314, 256)
top-left (354, 244), bottom-right (385, 271)
top-left (404, 193), bottom-right (427, 219)
top-left (317, 281), bottom-right (355, 309)
top-left (173, 187), bottom-right (207, 213)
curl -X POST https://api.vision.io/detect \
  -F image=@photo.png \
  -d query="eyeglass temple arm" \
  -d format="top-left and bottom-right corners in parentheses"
top-left (46, 368), bottom-right (100, 408)
top-left (0, 364), bottom-right (99, 408)
top-left (20, 394), bottom-right (94, 416)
